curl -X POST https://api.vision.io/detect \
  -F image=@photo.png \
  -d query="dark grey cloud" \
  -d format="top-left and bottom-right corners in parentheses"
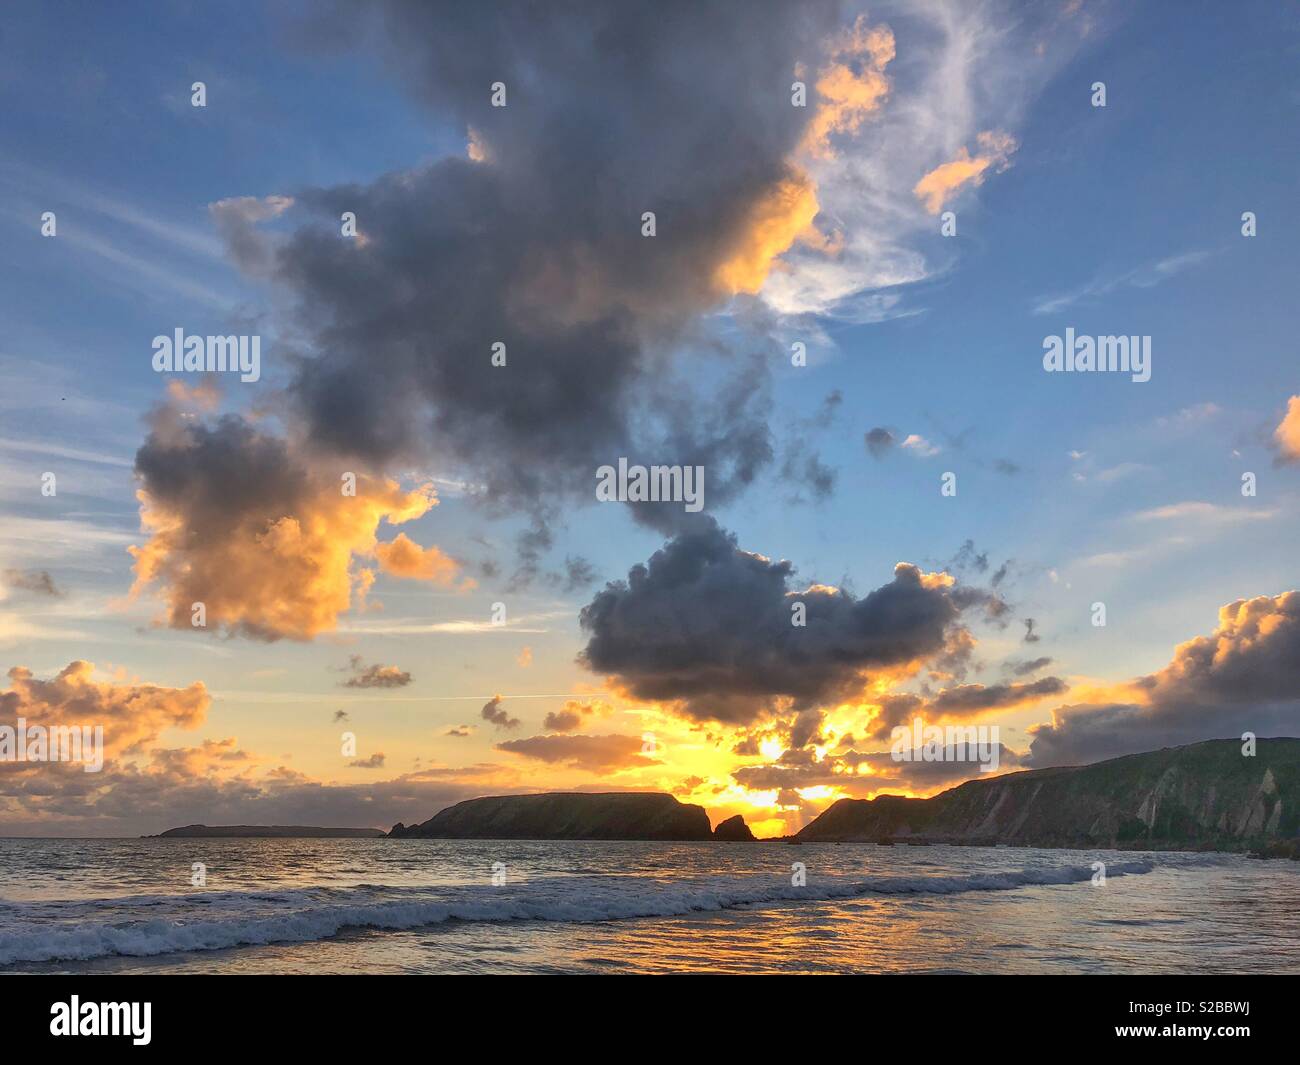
top-left (495, 733), bottom-right (653, 771)
top-left (864, 427), bottom-right (895, 458)
top-left (1007, 655), bottom-right (1053, 677)
top-left (561, 556), bottom-right (598, 593)
top-left (480, 695), bottom-right (520, 730)
top-left (2, 569), bottom-right (61, 597)
top-left (1027, 591), bottom-right (1300, 766)
top-left (542, 700), bottom-right (601, 732)
top-left (788, 707), bottom-right (826, 749)
top-left (578, 517), bottom-right (1000, 724)
top-left (542, 708), bottom-right (582, 732)
top-left (926, 676), bottom-right (1067, 714)
top-left (780, 448), bottom-right (836, 503)
top-left (348, 752), bottom-right (387, 769)
top-left (945, 539), bottom-right (989, 576)
top-left (863, 692), bottom-right (924, 740)
top-left (779, 390), bottom-right (843, 503)
top-left (250, 0), bottom-right (851, 544)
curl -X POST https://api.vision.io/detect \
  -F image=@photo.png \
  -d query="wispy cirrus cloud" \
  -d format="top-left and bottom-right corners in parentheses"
top-left (1131, 501), bottom-right (1277, 526)
top-left (763, 1), bottom-right (1096, 321)
top-left (1032, 250), bottom-right (1210, 315)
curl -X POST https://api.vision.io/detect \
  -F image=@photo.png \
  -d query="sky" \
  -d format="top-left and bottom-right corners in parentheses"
top-left (1, 0), bottom-right (1298, 838)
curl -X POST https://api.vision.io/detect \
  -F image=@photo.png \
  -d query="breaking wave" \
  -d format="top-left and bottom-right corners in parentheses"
top-left (0, 860), bottom-right (1159, 965)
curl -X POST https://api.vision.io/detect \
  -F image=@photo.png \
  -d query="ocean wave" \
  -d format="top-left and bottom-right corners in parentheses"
top-left (0, 860), bottom-right (1156, 965)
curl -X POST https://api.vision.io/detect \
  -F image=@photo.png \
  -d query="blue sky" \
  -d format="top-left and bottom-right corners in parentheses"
top-left (1, 0), bottom-right (1298, 835)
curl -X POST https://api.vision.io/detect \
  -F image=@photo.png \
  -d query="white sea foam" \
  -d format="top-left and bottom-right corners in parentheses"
top-left (0, 861), bottom-right (1159, 965)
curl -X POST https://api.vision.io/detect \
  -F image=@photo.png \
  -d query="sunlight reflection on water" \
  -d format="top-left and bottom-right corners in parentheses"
top-left (1, 838), bottom-right (1296, 974)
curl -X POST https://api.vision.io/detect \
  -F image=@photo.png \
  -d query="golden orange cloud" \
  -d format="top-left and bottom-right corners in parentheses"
top-left (713, 173), bottom-right (822, 295)
top-left (1, 660), bottom-right (209, 757)
top-left (802, 15), bottom-right (896, 159)
top-left (1274, 395), bottom-right (1300, 462)
top-left (374, 532), bottom-right (471, 588)
top-left (913, 130), bottom-right (1018, 214)
top-left (131, 471), bottom-right (447, 641)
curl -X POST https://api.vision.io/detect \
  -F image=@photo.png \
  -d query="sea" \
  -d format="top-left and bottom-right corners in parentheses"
top-left (1, 838), bottom-right (1297, 974)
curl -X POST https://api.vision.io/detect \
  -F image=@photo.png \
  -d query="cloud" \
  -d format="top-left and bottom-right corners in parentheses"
top-left (0, 660), bottom-right (540, 834)
top-left (348, 752), bottom-right (387, 769)
top-left (1027, 590), bottom-right (1300, 766)
top-left (1008, 656), bottom-right (1053, 677)
top-left (0, 661), bottom-right (209, 758)
top-left (864, 427), bottom-right (895, 458)
top-left (373, 532), bottom-right (469, 587)
top-left (800, 15), bottom-right (895, 159)
top-left (561, 556), bottom-right (598, 593)
top-left (864, 428), bottom-right (938, 459)
top-left (341, 655), bottom-right (412, 689)
top-left (542, 700), bottom-right (605, 732)
top-left (1033, 250), bottom-right (1209, 315)
top-left (233, 0), bottom-right (870, 549)
top-left (1130, 501), bottom-right (1275, 527)
top-left (444, 725), bottom-right (473, 738)
top-left (480, 695), bottom-right (519, 731)
top-left (762, 4), bottom-right (1088, 319)
top-left (0, 748), bottom-right (525, 836)
top-left (900, 433), bottom-right (940, 457)
top-left (860, 691), bottom-right (923, 741)
top-left (913, 130), bottom-right (1017, 214)
top-left (924, 676), bottom-right (1067, 715)
top-left (1156, 402), bottom-right (1220, 429)
top-left (2, 569), bottom-right (60, 597)
top-left (495, 733), bottom-right (654, 772)
top-left (731, 741), bottom-right (1023, 796)
top-left (1273, 395), bottom-right (1300, 463)
top-left (129, 396), bottom-right (454, 641)
top-left (578, 517), bottom-right (999, 725)
top-left (207, 194), bottom-right (294, 276)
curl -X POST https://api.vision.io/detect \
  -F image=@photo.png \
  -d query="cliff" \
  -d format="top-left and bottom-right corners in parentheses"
top-left (796, 738), bottom-right (1300, 850)
top-left (389, 791), bottom-right (714, 840)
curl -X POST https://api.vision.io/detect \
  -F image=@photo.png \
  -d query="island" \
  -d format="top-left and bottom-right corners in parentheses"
top-left (389, 791), bottom-right (724, 840)
top-left (149, 824), bottom-right (387, 838)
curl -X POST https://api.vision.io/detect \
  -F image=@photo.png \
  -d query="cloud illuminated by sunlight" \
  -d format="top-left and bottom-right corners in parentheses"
top-left (913, 130), bottom-right (1018, 214)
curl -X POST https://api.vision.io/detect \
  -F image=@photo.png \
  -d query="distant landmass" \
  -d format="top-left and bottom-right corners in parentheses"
top-left (796, 738), bottom-right (1300, 851)
top-left (390, 792), bottom-right (736, 840)
top-left (386, 741), bottom-right (1300, 849)
top-left (150, 824), bottom-right (387, 838)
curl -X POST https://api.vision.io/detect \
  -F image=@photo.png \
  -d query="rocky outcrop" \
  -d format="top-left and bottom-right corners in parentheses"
top-left (151, 825), bottom-right (386, 838)
top-left (388, 792), bottom-right (713, 840)
top-left (712, 814), bottom-right (756, 841)
top-left (797, 738), bottom-right (1300, 851)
